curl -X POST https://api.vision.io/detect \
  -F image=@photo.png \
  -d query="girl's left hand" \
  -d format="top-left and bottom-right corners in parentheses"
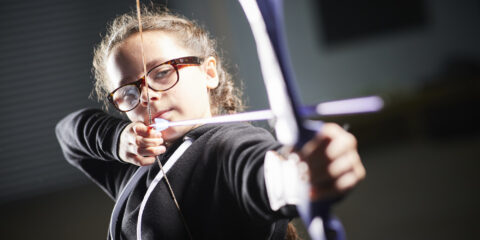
top-left (299, 123), bottom-right (366, 201)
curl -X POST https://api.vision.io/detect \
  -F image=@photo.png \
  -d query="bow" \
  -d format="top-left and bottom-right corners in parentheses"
top-left (238, 0), bottom-right (345, 239)
top-left (133, 0), bottom-right (380, 239)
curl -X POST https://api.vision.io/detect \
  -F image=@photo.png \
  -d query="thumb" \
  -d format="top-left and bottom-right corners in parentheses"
top-left (132, 122), bottom-right (150, 137)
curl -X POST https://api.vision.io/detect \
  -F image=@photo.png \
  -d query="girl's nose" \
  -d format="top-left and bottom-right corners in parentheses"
top-left (140, 85), bottom-right (159, 107)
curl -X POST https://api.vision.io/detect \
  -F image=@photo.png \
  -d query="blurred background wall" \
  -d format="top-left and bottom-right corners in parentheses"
top-left (0, 0), bottom-right (478, 239)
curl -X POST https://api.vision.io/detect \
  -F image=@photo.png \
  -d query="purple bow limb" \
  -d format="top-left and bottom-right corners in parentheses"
top-left (238, 0), bottom-right (347, 239)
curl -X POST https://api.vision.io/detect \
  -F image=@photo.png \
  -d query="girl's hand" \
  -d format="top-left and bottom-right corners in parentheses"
top-left (118, 122), bottom-right (166, 166)
top-left (300, 123), bottom-right (366, 201)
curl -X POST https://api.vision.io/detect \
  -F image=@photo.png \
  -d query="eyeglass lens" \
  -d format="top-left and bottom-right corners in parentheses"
top-left (112, 64), bottom-right (177, 111)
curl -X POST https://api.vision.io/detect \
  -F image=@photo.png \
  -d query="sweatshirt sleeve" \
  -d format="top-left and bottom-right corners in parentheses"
top-left (55, 108), bottom-right (138, 200)
top-left (210, 124), bottom-right (298, 223)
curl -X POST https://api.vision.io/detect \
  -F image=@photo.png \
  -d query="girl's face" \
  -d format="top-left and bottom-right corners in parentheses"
top-left (106, 31), bottom-right (219, 142)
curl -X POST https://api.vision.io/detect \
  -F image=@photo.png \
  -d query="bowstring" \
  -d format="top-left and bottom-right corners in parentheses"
top-left (135, 1), bottom-right (193, 239)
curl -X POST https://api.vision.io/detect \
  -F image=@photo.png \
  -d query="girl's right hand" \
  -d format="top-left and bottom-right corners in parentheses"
top-left (118, 122), bottom-right (166, 166)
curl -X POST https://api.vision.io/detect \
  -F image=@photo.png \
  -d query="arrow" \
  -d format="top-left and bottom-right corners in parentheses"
top-left (150, 96), bottom-right (383, 131)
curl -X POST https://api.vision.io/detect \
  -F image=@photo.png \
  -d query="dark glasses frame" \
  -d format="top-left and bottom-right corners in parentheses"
top-left (107, 56), bottom-right (203, 112)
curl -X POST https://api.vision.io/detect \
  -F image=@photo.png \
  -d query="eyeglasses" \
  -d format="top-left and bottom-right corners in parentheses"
top-left (108, 56), bottom-right (203, 112)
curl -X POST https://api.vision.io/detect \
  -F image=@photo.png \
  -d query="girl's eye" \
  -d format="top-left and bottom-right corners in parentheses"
top-left (154, 70), bottom-right (169, 79)
top-left (123, 87), bottom-right (136, 96)
top-left (124, 92), bottom-right (136, 100)
top-left (122, 87), bottom-right (139, 101)
top-left (149, 65), bottom-right (176, 85)
top-left (112, 85), bottom-right (139, 110)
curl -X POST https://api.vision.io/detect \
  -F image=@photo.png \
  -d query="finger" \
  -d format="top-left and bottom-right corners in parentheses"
top-left (309, 155), bottom-right (350, 186)
top-left (324, 130), bottom-right (357, 161)
top-left (310, 172), bottom-right (357, 201)
top-left (321, 122), bottom-right (346, 137)
top-left (134, 156), bottom-right (157, 166)
top-left (123, 123), bottom-right (137, 143)
top-left (126, 153), bottom-right (156, 166)
top-left (138, 156), bottom-right (156, 166)
top-left (310, 150), bottom-right (362, 188)
top-left (147, 127), bottom-right (163, 138)
top-left (133, 122), bottom-right (150, 137)
top-left (353, 155), bottom-right (366, 181)
top-left (332, 150), bottom-right (365, 183)
top-left (135, 135), bottom-right (164, 147)
top-left (300, 132), bottom-right (329, 161)
top-left (137, 145), bottom-right (166, 157)
top-left (327, 151), bottom-right (358, 179)
top-left (300, 123), bottom-right (350, 161)
top-left (335, 171), bottom-right (358, 192)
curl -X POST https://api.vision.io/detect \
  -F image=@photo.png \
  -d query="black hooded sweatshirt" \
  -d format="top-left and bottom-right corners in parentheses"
top-left (56, 108), bottom-right (297, 240)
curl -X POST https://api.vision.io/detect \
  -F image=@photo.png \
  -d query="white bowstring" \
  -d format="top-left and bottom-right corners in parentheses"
top-left (135, 1), bottom-right (193, 239)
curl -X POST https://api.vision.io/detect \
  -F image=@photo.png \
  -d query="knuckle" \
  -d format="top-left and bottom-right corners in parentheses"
top-left (141, 158), bottom-right (155, 166)
top-left (135, 136), bottom-right (143, 146)
top-left (348, 133), bottom-right (357, 148)
top-left (134, 122), bottom-right (148, 135)
top-left (134, 146), bottom-right (143, 155)
top-left (326, 164), bottom-right (337, 178)
top-left (314, 131), bottom-right (324, 141)
top-left (132, 154), bottom-right (141, 161)
top-left (358, 165), bottom-right (367, 180)
top-left (138, 161), bottom-right (149, 166)
top-left (132, 122), bottom-right (141, 134)
top-left (324, 122), bottom-right (342, 134)
top-left (155, 147), bottom-right (164, 155)
top-left (145, 147), bottom-right (154, 155)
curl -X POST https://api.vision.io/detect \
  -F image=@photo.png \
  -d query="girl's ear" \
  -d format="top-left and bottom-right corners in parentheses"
top-left (204, 56), bottom-right (219, 89)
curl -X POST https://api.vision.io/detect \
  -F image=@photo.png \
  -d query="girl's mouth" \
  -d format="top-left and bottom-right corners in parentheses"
top-left (152, 109), bottom-right (172, 121)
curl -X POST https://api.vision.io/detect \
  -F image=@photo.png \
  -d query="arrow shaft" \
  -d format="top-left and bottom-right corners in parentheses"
top-left (151, 96), bottom-right (384, 131)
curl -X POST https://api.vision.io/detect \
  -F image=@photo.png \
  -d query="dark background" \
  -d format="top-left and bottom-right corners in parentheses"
top-left (0, 0), bottom-right (479, 239)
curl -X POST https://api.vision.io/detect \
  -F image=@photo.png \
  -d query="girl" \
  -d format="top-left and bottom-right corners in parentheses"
top-left (56, 6), bottom-right (365, 240)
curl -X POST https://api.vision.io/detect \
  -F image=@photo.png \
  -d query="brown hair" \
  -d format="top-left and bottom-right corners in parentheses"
top-left (92, 6), bottom-right (243, 115)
